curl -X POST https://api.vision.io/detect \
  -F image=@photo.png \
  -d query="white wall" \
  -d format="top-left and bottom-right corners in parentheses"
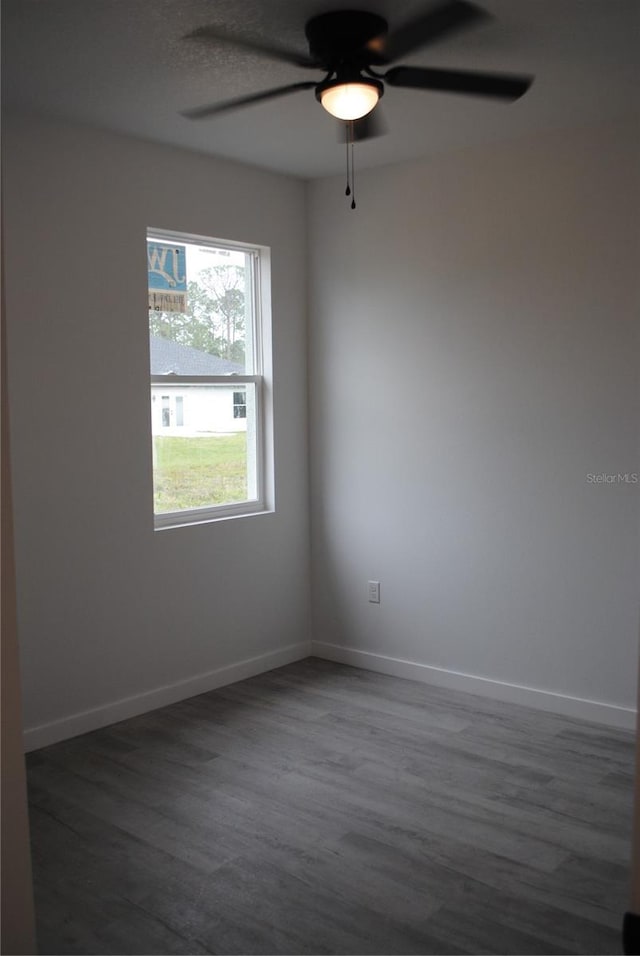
top-left (308, 119), bottom-right (640, 726)
top-left (4, 114), bottom-right (311, 748)
top-left (5, 112), bottom-right (639, 745)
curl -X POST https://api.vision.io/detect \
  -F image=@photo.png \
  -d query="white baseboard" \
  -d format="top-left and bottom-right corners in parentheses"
top-left (24, 641), bottom-right (311, 752)
top-left (311, 641), bottom-right (637, 731)
top-left (25, 638), bottom-right (636, 750)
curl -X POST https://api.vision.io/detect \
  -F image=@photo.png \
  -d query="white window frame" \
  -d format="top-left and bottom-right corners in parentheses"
top-left (148, 228), bottom-right (272, 530)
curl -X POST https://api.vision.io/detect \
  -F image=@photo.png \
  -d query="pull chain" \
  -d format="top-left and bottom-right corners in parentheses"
top-left (350, 140), bottom-right (356, 210)
top-left (345, 122), bottom-right (351, 197)
top-left (344, 122), bottom-right (357, 210)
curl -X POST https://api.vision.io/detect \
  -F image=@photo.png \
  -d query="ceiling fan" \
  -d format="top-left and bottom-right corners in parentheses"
top-left (182, 0), bottom-right (533, 125)
top-left (182, 0), bottom-right (533, 205)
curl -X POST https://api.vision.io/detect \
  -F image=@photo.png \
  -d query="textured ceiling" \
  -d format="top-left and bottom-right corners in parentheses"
top-left (3, 0), bottom-right (639, 178)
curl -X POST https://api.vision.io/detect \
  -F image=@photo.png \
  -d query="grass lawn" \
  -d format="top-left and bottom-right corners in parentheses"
top-left (153, 434), bottom-right (247, 513)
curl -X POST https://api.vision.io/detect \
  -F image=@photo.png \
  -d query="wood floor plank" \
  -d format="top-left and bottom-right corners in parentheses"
top-left (27, 659), bottom-right (632, 955)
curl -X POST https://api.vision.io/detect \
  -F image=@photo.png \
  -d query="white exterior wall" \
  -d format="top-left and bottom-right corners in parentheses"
top-left (150, 385), bottom-right (247, 436)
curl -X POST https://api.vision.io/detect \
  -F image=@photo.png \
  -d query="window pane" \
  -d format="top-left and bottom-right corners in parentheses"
top-left (151, 383), bottom-right (258, 514)
top-left (148, 237), bottom-right (254, 375)
top-left (161, 395), bottom-right (170, 427)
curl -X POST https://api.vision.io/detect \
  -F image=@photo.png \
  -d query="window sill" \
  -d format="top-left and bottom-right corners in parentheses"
top-left (154, 501), bottom-right (272, 531)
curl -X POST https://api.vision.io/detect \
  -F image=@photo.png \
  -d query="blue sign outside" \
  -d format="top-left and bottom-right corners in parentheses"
top-left (147, 242), bottom-right (187, 292)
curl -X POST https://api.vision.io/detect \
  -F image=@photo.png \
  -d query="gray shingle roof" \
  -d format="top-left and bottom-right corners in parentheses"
top-left (150, 335), bottom-right (243, 375)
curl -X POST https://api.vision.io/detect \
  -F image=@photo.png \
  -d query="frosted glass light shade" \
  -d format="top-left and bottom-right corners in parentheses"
top-left (320, 82), bottom-right (380, 120)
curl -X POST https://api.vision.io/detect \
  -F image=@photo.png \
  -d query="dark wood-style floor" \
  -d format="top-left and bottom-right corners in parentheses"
top-left (27, 658), bottom-right (633, 955)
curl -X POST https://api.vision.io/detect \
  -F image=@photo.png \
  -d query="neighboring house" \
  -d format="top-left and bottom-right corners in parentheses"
top-left (149, 334), bottom-right (246, 435)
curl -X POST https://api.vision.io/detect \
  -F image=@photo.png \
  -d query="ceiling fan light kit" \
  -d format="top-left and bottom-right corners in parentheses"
top-left (183, 1), bottom-right (534, 208)
top-left (316, 77), bottom-right (383, 121)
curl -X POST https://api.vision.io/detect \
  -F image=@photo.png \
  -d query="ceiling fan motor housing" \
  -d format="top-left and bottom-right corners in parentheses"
top-left (304, 10), bottom-right (389, 69)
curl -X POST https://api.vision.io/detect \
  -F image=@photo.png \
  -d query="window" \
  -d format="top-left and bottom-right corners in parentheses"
top-left (148, 229), bottom-right (271, 528)
top-left (175, 396), bottom-right (184, 427)
top-left (233, 390), bottom-right (247, 419)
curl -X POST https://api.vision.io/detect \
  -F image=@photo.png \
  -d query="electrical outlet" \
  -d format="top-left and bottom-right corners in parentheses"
top-left (368, 580), bottom-right (380, 603)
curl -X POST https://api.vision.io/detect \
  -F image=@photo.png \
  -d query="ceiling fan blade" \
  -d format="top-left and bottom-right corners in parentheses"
top-left (384, 66), bottom-right (533, 100)
top-left (372, 0), bottom-right (490, 64)
top-left (337, 110), bottom-right (387, 143)
top-left (185, 26), bottom-right (320, 69)
top-left (182, 81), bottom-right (317, 120)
